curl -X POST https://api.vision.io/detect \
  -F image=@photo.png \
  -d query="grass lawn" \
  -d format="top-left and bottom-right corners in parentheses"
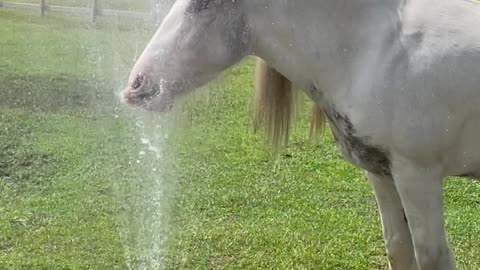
top-left (1, 8), bottom-right (480, 270)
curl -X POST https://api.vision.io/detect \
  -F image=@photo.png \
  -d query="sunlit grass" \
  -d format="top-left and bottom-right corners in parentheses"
top-left (1, 8), bottom-right (479, 270)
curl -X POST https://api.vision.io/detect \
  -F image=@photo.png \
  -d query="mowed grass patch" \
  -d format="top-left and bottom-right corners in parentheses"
top-left (0, 109), bottom-right (133, 269)
top-left (0, 9), bottom-right (154, 110)
top-left (0, 9), bottom-right (151, 269)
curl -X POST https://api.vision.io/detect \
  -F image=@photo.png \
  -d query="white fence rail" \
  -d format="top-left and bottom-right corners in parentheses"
top-left (0, 1), bottom-right (151, 22)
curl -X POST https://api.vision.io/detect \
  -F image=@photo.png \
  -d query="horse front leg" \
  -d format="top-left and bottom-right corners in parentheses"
top-left (367, 172), bottom-right (418, 270)
top-left (391, 160), bottom-right (455, 270)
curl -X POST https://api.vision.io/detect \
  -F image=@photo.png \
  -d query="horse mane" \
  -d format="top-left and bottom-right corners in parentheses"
top-left (253, 57), bottom-right (326, 149)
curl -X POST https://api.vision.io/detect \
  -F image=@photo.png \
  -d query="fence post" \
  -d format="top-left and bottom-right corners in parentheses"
top-left (91, 0), bottom-right (99, 23)
top-left (151, 0), bottom-right (161, 27)
top-left (40, 0), bottom-right (47, 16)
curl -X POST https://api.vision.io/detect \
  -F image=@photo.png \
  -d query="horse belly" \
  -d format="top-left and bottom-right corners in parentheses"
top-left (445, 117), bottom-right (480, 179)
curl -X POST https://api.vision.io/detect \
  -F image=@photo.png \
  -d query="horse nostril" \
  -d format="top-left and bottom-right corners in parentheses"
top-left (132, 73), bottom-right (145, 90)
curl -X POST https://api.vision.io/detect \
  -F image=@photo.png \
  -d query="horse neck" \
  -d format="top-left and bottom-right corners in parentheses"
top-left (246, 0), bottom-right (405, 91)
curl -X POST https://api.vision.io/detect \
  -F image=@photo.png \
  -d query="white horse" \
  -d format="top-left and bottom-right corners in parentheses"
top-left (120, 1), bottom-right (480, 269)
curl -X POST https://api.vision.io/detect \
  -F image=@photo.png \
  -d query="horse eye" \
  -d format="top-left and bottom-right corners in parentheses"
top-left (133, 73), bottom-right (145, 90)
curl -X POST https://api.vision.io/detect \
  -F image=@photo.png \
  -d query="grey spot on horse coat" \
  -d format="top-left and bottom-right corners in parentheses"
top-left (324, 106), bottom-right (392, 176)
top-left (187, 0), bottom-right (212, 13)
top-left (305, 83), bottom-right (324, 102)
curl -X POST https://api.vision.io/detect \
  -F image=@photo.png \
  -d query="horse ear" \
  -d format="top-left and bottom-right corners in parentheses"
top-left (253, 57), bottom-right (296, 149)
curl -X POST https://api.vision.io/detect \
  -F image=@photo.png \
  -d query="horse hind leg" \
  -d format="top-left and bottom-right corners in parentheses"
top-left (367, 172), bottom-right (418, 270)
top-left (391, 160), bottom-right (455, 270)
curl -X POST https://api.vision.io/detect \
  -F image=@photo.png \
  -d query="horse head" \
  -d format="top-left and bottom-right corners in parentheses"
top-left (120, 0), bottom-right (251, 112)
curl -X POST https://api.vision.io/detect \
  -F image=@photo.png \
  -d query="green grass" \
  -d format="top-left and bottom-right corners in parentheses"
top-left (0, 9), bottom-right (154, 269)
top-left (1, 8), bottom-right (480, 270)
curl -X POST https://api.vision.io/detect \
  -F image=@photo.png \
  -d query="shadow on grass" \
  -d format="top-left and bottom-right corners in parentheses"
top-left (0, 143), bottom-right (57, 186)
top-left (0, 109), bottom-right (59, 190)
top-left (0, 72), bottom-right (119, 114)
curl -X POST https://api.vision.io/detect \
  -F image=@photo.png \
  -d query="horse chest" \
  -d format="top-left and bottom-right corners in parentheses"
top-left (324, 107), bottom-right (392, 176)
